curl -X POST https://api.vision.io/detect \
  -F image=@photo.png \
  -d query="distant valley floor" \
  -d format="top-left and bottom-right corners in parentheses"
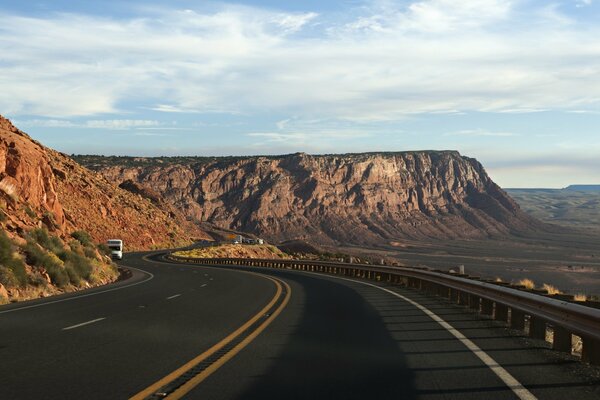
top-left (331, 231), bottom-right (600, 297)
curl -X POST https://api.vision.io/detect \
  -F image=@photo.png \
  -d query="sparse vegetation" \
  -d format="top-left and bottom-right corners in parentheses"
top-left (20, 228), bottom-right (115, 289)
top-left (0, 231), bottom-right (27, 287)
top-left (71, 230), bottom-right (93, 247)
top-left (573, 293), bottom-right (588, 301)
top-left (516, 278), bottom-right (535, 290)
top-left (542, 283), bottom-right (561, 295)
top-left (174, 244), bottom-right (289, 260)
top-left (24, 205), bottom-right (36, 218)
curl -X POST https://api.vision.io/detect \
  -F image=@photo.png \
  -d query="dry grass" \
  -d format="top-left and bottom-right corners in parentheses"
top-left (174, 244), bottom-right (290, 260)
top-left (542, 283), bottom-right (562, 295)
top-left (516, 278), bottom-right (535, 290)
top-left (573, 293), bottom-right (588, 301)
top-left (494, 277), bottom-right (504, 283)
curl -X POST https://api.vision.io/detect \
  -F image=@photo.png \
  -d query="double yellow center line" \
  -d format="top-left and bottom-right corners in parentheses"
top-left (130, 274), bottom-right (291, 400)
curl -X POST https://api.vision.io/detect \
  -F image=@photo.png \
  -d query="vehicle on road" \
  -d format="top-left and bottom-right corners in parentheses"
top-left (107, 239), bottom-right (123, 260)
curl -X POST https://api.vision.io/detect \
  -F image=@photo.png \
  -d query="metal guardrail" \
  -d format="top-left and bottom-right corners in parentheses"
top-left (167, 255), bottom-right (600, 365)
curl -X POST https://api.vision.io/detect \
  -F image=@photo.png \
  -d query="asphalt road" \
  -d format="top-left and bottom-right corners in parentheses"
top-left (1, 252), bottom-right (599, 399)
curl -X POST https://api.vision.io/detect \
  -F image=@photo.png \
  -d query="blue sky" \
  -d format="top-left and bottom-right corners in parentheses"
top-left (1, 0), bottom-right (600, 188)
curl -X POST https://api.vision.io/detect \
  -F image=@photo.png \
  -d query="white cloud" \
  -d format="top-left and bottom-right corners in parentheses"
top-left (1, 1), bottom-right (600, 121)
top-left (85, 120), bottom-right (160, 129)
top-left (15, 119), bottom-right (161, 130)
top-left (576, 0), bottom-right (593, 8)
top-left (445, 129), bottom-right (518, 137)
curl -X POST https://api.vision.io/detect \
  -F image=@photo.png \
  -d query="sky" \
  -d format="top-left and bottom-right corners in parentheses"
top-left (1, 0), bottom-right (600, 188)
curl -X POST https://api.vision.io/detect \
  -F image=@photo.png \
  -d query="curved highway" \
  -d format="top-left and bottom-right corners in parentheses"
top-left (0, 252), bottom-right (599, 399)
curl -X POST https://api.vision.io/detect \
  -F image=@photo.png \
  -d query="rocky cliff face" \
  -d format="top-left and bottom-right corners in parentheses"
top-left (84, 151), bottom-right (542, 246)
top-left (0, 115), bottom-right (208, 303)
top-left (0, 115), bottom-right (206, 249)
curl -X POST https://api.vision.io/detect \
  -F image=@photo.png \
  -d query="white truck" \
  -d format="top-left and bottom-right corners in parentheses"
top-left (107, 239), bottom-right (123, 260)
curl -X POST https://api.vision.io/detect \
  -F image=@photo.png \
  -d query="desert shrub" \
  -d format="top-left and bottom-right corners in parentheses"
top-left (0, 210), bottom-right (6, 222)
top-left (574, 293), bottom-right (588, 301)
top-left (0, 230), bottom-right (12, 262)
top-left (24, 206), bottom-right (36, 218)
top-left (516, 278), bottom-right (535, 290)
top-left (46, 263), bottom-right (69, 287)
top-left (542, 284), bottom-right (561, 295)
top-left (83, 246), bottom-right (97, 259)
top-left (97, 243), bottom-right (111, 256)
top-left (29, 272), bottom-right (48, 287)
top-left (64, 264), bottom-right (81, 285)
top-left (0, 231), bottom-right (27, 286)
top-left (23, 241), bottom-right (69, 288)
top-left (71, 230), bottom-right (93, 247)
top-left (69, 239), bottom-right (84, 255)
top-left (27, 228), bottom-right (64, 255)
top-left (0, 266), bottom-right (18, 287)
top-left (63, 251), bottom-right (92, 282)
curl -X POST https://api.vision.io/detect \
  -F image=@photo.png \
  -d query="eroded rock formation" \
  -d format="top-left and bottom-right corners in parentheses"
top-left (83, 151), bottom-right (542, 245)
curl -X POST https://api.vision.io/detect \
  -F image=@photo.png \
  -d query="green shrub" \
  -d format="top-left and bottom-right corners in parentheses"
top-left (0, 231), bottom-right (28, 287)
top-left (97, 243), bottom-right (111, 257)
top-left (46, 264), bottom-right (69, 287)
top-left (0, 266), bottom-right (18, 287)
top-left (27, 228), bottom-right (64, 255)
top-left (23, 241), bottom-right (69, 288)
top-left (0, 211), bottom-right (6, 222)
top-left (63, 251), bottom-right (92, 282)
top-left (24, 206), bottom-right (36, 218)
top-left (83, 246), bottom-right (97, 259)
top-left (71, 231), bottom-right (93, 247)
top-left (65, 265), bottom-right (81, 285)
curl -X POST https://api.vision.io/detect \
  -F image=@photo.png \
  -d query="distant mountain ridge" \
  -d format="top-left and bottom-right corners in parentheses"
top-left (565, 185), bottom-right (600, 192)
top-left (76, 151), bottom-right (547, 246)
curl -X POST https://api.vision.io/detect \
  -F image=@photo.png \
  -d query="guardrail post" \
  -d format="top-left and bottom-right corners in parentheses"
top-left (528, 316), bottom-right (546, 340)
top-left (468, 295), bottom-right (480, 312)
top-left (449, 288), bottom-right (459, 303)
top-left (510, 309), bottom-right (525, 331)
top-left (582, 337), bottom-right (600, 365)
top-left (481, 299), bottom-right (493, 316)
top-left (494, 303), bottom-right (508, 323)
top-left (458, 292), bottom-right (469, 306)
top-left (552, 326), bottom-right (572, 353)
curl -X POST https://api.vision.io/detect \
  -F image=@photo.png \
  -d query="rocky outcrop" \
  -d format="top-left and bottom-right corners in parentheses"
top-left (0, 115), bottom-right (210, 303)
top-left (0, 115), bottom-right (207, 249)
top-left (0, 118), bottom-right (65, 233)
top-left (84, 151), bottom-right (544, 246)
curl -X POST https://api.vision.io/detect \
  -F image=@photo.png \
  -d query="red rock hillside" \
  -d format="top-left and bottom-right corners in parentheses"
top-left (0, 115), bottom-right (209, 303)
top-left (77, 152), bottom-right (549, 246)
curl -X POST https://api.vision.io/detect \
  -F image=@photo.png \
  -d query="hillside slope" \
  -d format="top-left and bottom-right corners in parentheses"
top-left (77, 152), bottom-right (547, 246)
top-left (0, 115), bottom-right (208, 302)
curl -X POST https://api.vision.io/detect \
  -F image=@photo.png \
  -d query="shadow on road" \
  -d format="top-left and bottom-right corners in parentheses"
top-left (236, 272), bottom-right (417, 400)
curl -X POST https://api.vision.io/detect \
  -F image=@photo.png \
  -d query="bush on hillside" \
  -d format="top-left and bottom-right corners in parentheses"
top-left (0, 231), bottom-right (27, 287)
top-left (71, 231), bottom-right (93, 247)
top-left (27, 228), bottom-right (64, 255)
top-left (23, 241), bottom-right (69, 288)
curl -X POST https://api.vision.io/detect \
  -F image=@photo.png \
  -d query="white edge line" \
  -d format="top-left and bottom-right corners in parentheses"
top-left (294, 270), bottom-right (539, 400)
top-left (0, 265), bottom-right (154, 315)
top-left (166, 294), bottom-right (182, 300)
top-left (200, 284), bottom-right (208, 287)
top-left (173, 258), bottom-right (537, 400)
top-left (62, 317), bottom-right (106, 331)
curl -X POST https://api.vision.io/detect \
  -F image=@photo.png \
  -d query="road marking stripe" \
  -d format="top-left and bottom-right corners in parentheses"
top-left (200, 284), bottom-right (207, 287)
top-left (129, 275), bottom-right (291, 400)
top-left (0, 266), bottom-right (154, 315)
top-left (166, 294), bottom-right (181, 300)
top-left (305, 272), bottom-right (538, 400)
top-left (62, 317), bottom-right (106, 331)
